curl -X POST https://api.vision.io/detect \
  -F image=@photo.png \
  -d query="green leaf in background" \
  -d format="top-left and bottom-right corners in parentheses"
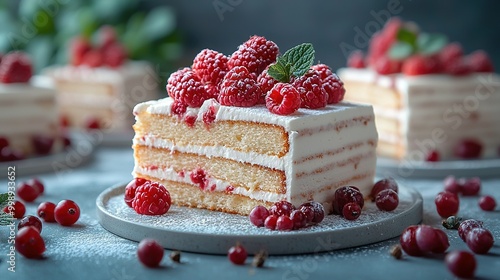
top-left (418, 33), bottom-right (448, 55)
top-left (141, 7), bottom-right (177, 42)
top-left (26, 36), bottom-right (54, 72)
top-left (267, 61), bottom-right (292, 83)
top-left (388, 41), bottom-right (413, 60)
top-left (92, 0), bottom-right (139, 23)
top-left (396, 28), bottom-right (418, 49)
top-left (281, 43), bottom-right (315, 77)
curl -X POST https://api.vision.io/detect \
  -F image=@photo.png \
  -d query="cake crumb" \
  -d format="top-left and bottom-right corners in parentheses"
top-left (390, 245), bottom-right (402, 259)
top-left (170, 250), bottom-right (181, 263)
top-left (252, 250), bottom-right (268, 267)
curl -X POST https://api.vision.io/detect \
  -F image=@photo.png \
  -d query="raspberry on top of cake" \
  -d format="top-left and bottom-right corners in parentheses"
top-left (338, 17), bottom-right (500, 162)
top-left (131, 36), bottom-right (378, 215)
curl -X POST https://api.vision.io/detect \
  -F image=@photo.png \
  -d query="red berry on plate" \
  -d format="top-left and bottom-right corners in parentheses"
top-left (37, 201), bottom-right (56, 222)
top-left (458, 219), bottom-right (483, 242)
top-left (435, 191), bottom-right (460, 218)
top-left (402, 55), bottom-right (435, 76)
top-left (299, 201), bottom-right (325, 224)
top-left (443, 175), bottom-right (461, 194)
top-left (265, 83), bottom-right (301, 115)
top-left (269, 201), bottom-right (295, 217)
top-left (137, 238), bottom-right (164, 267)
top-left (461, 177), bottom-right (481, 196)
top-left (370, 177), bottom-right (398, 201)
top-left (18, 215), bottom-right (43, 233)
top-left (466, 227), bottom-right (494, 254)
top-left (228, 244), bottom-right (247, 265)
top-left (124, 178), bottom-right (147, 208)
top-left (0, 146), bottom-right (25, 162)
top-left (454, 139), bottom-right (482, 159)
top-left (28, 178), bottom-right (45, 195)
top-left (342, 202), bottom-right (361, 220)
top-left (0, 51), bottom-right (33, 83)
top-left (264, 214), bottom-right (278, 230)
top-left (466, 50), bottom-right (494, 73)
top-left (431, 228), bottom-right (450, 254)
top-left (249, 205), bottom-right (270, 227)
top-left (32, 135), bottom-right (54, 155)
top-left (132, 181), bottom-right (171, 216)
top-left (425, 150), bottom-right (440, 162)
top-left (54, 199), bottom-right (80, 226)
top-left (347, 50), bottom-right (365, 68)
top-left (276, 215), bottom-right (294, 231)
top-left (192, 48), bottom-right (229, 86)
top-left (445, 251), bottom-right (476, 279)
top-left (478, 195), bottom-right (496, 211)
top-left (3, 200), bottom-right (26, 219)
top-left (333, 186), bottom-right (364, 215)
top-left (290, 209), bottom-right (306, 229)
top-left (17, 182), bottom-right (40, 202)
top-left (15, 226), bottom-right (45, 259)
top-left (400, 225), bottom-right (424, 256)
top-left (219, 66), bottom-right (262, 107)
top-left (375, 189), bottom-right (399, 211)
top-left (292, 69), bottom-right (327, 109)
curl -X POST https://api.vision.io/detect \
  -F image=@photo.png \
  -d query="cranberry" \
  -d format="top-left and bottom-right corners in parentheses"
top-left (0, 146), bottom-right (25, 162)
top-left (290, 210), bottom-right (306, 229)
top-left (85, 117), bottom-right (101, 130)
top-left (431, 228), bottom-right (450, 254)
top-left (18, 215), bottom-right (43, 233)
top-left (269, 201), bottom-right (295, 217)
top-left (28, 178), bottom-right (45, 195)
top-left (454, 139), bottom-right (482, 159)
top-left (466, 228), bottom-right (494, 254)
top-left (137, 238), bottom-right (164, 267)
top-left (228, 244), bottom-right (247, 265)
top-left (264, 214), bottom-right (278, 230)
top-left (37, 201), bottom-right (56, 222)
top-left (249, 205), bottom-right (270, 227)
top-left (443, 175), bottom-right (461, 194)
top-left (434, 191), bottom-right (459, 218)
top-left (54, 199), bottom-right (80, 226)
top-left (415, 225), bottom-right (440, 253)
top-left (400, 225), bottom-right (424, 256)
top-left (461, 177), bottom-right (481, 196)
top-left (32, 135), bottom-right (54, 155)
top-left (17, 182), bottom-right (39, 202)
top-left (333, 186), bottom-right (364, 215)
top-left (478, 195), bottom-right (497, 211)
top-left (3, 200), bottom-right (26, 219)
top-left (276, 216), bottom-right (294, 231)
top-left (15, 226), bottom-right (46, 259)
top-left (425, 150), bottom-right (440, 162)
top-left (124, 178), bottom-right (147, 207)
top-left (370, 178), bottom-right (398, 201)
top-left (342, 202), bottom-right (361, 220)
top-left (299, 204), bottom-right (315, 224)
top-left (445, 251), bottom-right (476, 279)
top-left (375, 189), bottom-right (399, 211)
top-left (0, 136), bottom-right (9, 149)
top-left (299, 201), bottom-right (324, 224)
top-left (458, 219), bottom-right (483, 242)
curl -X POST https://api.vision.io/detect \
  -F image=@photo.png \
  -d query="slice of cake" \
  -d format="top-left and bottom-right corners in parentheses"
top-left (0, 52), bottom-right (63, 161)
top-left (44, 26), bottom-right (158, 133)
top-left (131, 36), bottom-right (378, 215)
top-left (339, 18), bottom-right (500, 162)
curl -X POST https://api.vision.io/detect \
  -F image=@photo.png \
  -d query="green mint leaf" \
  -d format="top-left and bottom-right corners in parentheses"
top-left (281, 43), bottom-right (315, 78)
top-left (388, 42), bottom-right (414, 60)
top-left (0, 193), bottom-right (9, 209)
top-left (267, 59), bottom-right (292, 83)
top-left (417, 33), bottom-right (448, 55)
top-left (396, 28), bottom-right (418, 49)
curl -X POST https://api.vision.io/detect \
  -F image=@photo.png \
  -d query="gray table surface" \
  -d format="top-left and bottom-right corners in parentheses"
top-left (1, 145), bottom-right (499, 280)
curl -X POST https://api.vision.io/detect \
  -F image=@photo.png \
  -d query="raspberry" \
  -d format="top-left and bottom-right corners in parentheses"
top-left (204, 83), bottom-right (219, 100)
top-left (166, 68), bottom-right (209, 107)
top-left (322, 73), bottom-right (345, 104)
top-left (292, 69), bottom-right (327, 109)
top-left (347, 50), bottom-right (365, 68)
top-left (103, 42), bottom-right (127, 68)
top-left (70, 36), bottom-right (91, 66)
top-left (124, 178), bottom-right (147, 207)
top-left (466, 50), bottom-right (494, 73)
top-left (219, 66), bottom-right (261, 107)
top-left (374, 56), bottom-right (401, 75)
top-left (256, 65), bottom-right (279, 102)
top-left (0, 52), bottom-right (33, 83)
top-left (242, 35), bottom-right (279, 72)
top-left (98, 25), bottom-right (117, 49)
top-left (170, 99), bottom-right (188, 117)
top-left (444, 58), bottom-right (471, 76)
top-left (439, 43), bottom-right (463, 66)
top-left (192, 49), bottom-right (229, 86)
top-left (402, 55), bottom-right (435, 76)
top-left (265, 83), bottom-right (301, 115)
top-left (82, 49), bottom-right (103, 67)
top-left (132, 181), bottom-right (171, 215)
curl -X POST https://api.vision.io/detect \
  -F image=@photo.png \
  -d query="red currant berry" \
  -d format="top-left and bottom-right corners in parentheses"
top-left (124, 178), bottom-right (147, 208)
top-left (425, 150), bottom-right (440, 162)
top-left (269, 201), bottom-right (295, 217)
top-left (478, 195), bottom-right (496, 211)
top-left (37, 201), bottom-right (56, 222)
top-left (17, 182), bottom-right (39, 202)
top-left (137, 238), bottom-right (164, 267)
top-left (431, 228), bottom-right (450, 254)
top-left (249, 205), bottom-right (270, 227)
top-left (299, 204), bottom-right (315, 224)
top-left (228, 244), bottom-right (247, 265)
top-left (264, 214), bottom-right (278, 230)
top-left (342, 202), bottom-right (361, 220)
top-left (434, 191), bottom-right (459, 218)
top-left (290, 210), bottom-right (306, 229)
top-left (458, 219), bottom-right (483, 242)
top-left (445, 251), bottom-right (476, 279)
top-left (18, 215), bottom-right (43, 233)
top-left (28, 178), bottom-right (45, 195)
top-left (3, 200), bottom-right (26, 219)
top-left (454, 139), bottom-right (482, 159)
top-left (415, 225), bottom-right (441, 253)
top-left (400, 225), bottom-right (424, 256)
top-left (276, 215), bottom-right (294, 231)
top-left (443, 175), bottom-right (461, 194)
top-left (299, 201), bottom-right (325, 224)
top-left (370, 178), bottom-right (398, 201)
top-left (54, 199), bottom-right (80, 226)
top-left (333, 186), bottom-right (364, 215)
top-left (15, 226), bottom-right (46, 259)
top-left (466, 228), bottom-right (494, 254)
top-left (461, 177), bottom-right (481, 196)
top-left (375, 189), bottom-right (399, 211)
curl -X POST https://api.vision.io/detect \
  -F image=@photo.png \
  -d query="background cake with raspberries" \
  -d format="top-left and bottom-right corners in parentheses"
top-left (0, 51), bottom-right (64, 162)
top-left (44, 26), bottom-right (159, 134)
top-left (338, 18), bottom-right (500, 162)
top-left (131, 36), bottom-right (378, 215)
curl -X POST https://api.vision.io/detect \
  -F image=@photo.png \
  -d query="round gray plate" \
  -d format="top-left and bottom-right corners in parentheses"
top-left (0, 132), bottom-right (96, 178)
top-left (377, 157), bottom-right (500, 179)
top-left (96, 183), bottom-right (423, 255)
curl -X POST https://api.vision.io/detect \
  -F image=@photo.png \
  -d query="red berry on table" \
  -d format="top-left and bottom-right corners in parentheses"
top-left (431, 228), bottom-right (450, 254)
top-left (18, 215), bottom-right (43, 233)
top-left (265, 83), bottom-right (301, 115)
top-left (370, 177), bottom-right (398, 201)
top-left (443, 175), bottom-right (462, 194)
top-left (425, 150), bottom-right (440, 162)
top-left (103, 43), bottom-right (127, 68)
top-left (402, 55), bottom-right (435, 76)
top-left (249, 205), bottom-right (270, 227)
top-left (0, 51), bottom-right (33, 83)
top-left (375, 189), bottom-right (399, 211)
top-left (458, 219), bottom-right (483, 242)
top-left (37, 201), bottom-right (56, 222)
top-left (478, 195), bottom-right (497, 211)
top-left (276, 215), bottom-right (294, 231)
top-left (82, 49), bottom-right (104, 68)
top-left (466, 50), bottom-right (494, 73)
top-left (434, 191), bottom-right (460, 218)
top-left (228, 244), bottom-right (247, 265)
top-left (15, 226), bottom-right (45, 259)
top-left (17, 182), bottom-right (40, 202)
top-left (374, 56), bottom-right (401, 75)
top-left (32, 135), bottom-right (54, 155)
top-left (124, 178), bottom-right (147, 208)
top-left (192, 48), bottom-right (229, 86)
top-left (332, 186), bottom-right (364, 215)
top-left (466, 227), bottom-right (494, 254)
top-left (137, 238), bottom-right (164, 268)
top-left (342, 202), bottom-right (361, 220)
top-left (264, 214), bottom-right (278, 230)
top-left (28, 178), bottom-right (45, 195)
top-left (461, 177), bottom-right (481, 196)
top-left (3, 200), bottom-right (26, 219)
top-left (269, 201), bottom-right (295, 217)
top-left (399, 225), bottom-right (424, 256)
top-left (54, 199), bottom-right (80, 226)
top-left (292, 69), bottom-right (328, 109)
top-left (415, 225), bottom-right (440, 253)
top-left (299, 201), bottom-right (325, 224)
top-left (445, 251), bottom-right (476, 279)
top-left (132, 181), bottom-right (171, 216)
top-left (454, 139), bottom-right (482, 159)
top-left (70, 36), bottom-right (92, 66)
top-left (219, 66), bottom-right (262, 107)
top-left (347, 50), bottom-right (365, 68)
top-left (290, 209), bottom-right (306, 229)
